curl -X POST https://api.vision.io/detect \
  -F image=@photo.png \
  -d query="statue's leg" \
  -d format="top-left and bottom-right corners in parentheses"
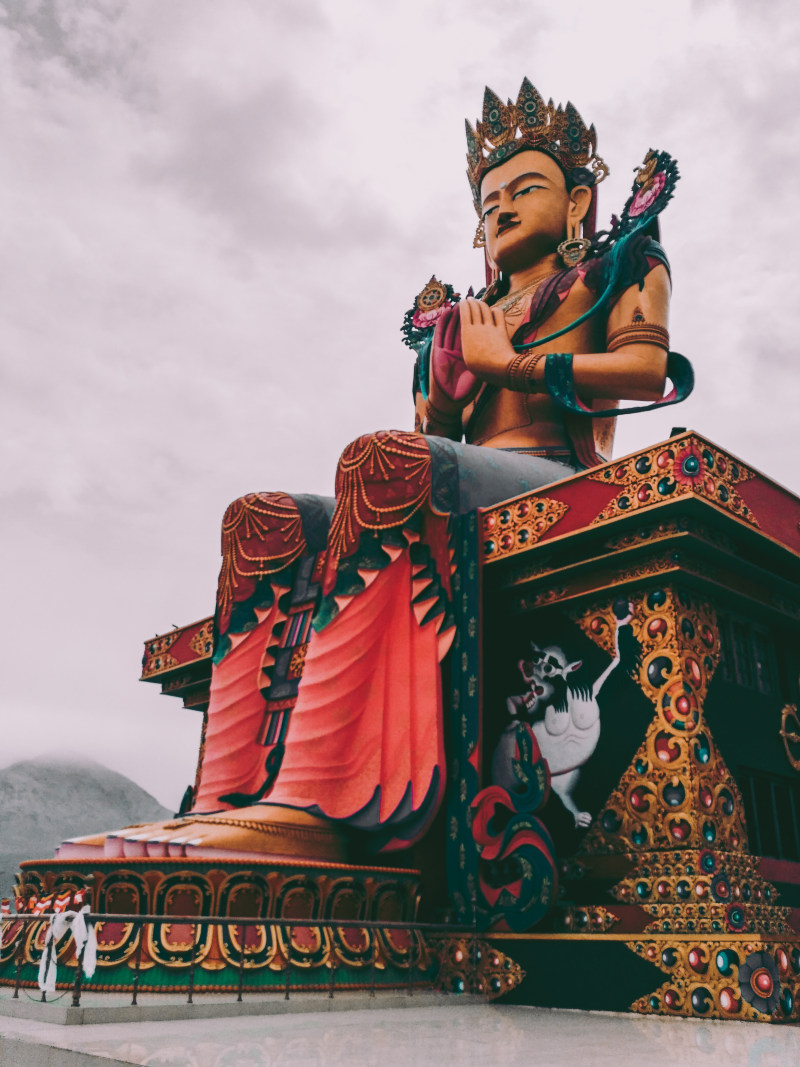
top-left (263, 433), bottom-right (581, 852)
top-left (190, 492), bottom-right (334, 813)
top-left (262, 432), bottom-right (454, 851)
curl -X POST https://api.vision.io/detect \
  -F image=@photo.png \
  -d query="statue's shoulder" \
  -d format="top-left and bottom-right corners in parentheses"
top-left (401, 276), bottom-right (462, 353)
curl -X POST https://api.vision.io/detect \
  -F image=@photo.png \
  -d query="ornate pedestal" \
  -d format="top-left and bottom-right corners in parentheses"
top-left (7, 432), bottom-right (800, 1018)
top-left (2, 856), bottom-right (433, 994)
top-left (467, 431), bottom-right (800, 1021)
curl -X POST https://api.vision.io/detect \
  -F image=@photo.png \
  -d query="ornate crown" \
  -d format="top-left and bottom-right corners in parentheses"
top-left (466, 78), bottom-right (609, 216)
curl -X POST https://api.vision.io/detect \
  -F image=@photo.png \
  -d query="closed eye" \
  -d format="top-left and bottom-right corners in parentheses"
top-left (482, 204), bottom-right (499, 221)
top-left (512, 183), bottom-right (544, 200)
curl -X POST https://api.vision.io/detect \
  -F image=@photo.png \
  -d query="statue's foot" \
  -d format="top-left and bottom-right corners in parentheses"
top-left (56, 805), bottom-right (348, 863)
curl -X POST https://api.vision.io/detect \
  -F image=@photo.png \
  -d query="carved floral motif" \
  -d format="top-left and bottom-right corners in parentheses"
top-left (588, 438), bottom-right (758, 528)
top-left (628, 937), bottom-right (800, 1021)
top-left (481, 496), bottom-right (569, 562)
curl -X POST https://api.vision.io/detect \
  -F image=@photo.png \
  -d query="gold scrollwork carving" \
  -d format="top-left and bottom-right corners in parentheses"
top-left (482, 496), bottom-right (569, 562)
top-left (628, 937), bottom-right (800, 1021)
top-left (588, 437), bottom-right (759, 529)
top-left (430, 936), bottom-right (524, 999)
top-left (579, 586), bottom-right (748, 858)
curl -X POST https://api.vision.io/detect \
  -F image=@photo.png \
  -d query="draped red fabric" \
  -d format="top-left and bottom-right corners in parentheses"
top-left (267, 553), bottom-right (446, 836)
top-left (193, 594), bottom-right (287, 812)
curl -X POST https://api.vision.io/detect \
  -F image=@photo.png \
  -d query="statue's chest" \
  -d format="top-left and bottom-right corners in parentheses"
top-left (507, 277), bottom-right (602, 347)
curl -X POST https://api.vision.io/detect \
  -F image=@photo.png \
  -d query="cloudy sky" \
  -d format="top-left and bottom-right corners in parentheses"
top-left (2, 0), bottom-right (798, 810)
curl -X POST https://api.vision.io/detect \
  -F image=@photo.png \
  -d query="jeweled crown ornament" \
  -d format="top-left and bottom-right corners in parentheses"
top-left (465, 77), bottom-right (609, 217)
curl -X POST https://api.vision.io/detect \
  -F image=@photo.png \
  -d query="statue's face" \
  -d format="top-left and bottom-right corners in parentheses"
top-left (480, 150), bottom-right (572, 272)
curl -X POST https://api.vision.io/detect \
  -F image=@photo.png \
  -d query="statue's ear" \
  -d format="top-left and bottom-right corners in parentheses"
top-left (567, 185), bottom-right (592, 227)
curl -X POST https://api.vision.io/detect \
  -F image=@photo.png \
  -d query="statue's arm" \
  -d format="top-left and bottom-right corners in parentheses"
top-left (460, 265), bottom-right (670, 403)
top-left (569, 263), bottom-right (670, 401)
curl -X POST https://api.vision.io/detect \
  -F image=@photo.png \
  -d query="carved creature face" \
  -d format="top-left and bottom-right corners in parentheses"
top-left (528, 642), bottom-right (582, 683)
top-left (479, 150), bottom-right (591, 274)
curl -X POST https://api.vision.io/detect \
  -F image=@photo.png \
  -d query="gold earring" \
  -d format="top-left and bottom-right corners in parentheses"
top-left (473, 218), bottom-right (486, 248)
top-left (557, 219), bottom-right (590, 267)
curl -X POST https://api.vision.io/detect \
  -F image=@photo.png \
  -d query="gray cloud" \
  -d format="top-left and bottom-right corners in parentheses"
top-left (2, 0), bottom-right (800, 805)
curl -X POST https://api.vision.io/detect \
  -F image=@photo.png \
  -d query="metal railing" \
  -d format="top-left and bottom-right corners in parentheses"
top-left (0, 913), bottom-right (477, 1008)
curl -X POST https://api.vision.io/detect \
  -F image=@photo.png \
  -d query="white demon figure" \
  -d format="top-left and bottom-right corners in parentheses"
top-left (493, 602), bottom-right (636, 829)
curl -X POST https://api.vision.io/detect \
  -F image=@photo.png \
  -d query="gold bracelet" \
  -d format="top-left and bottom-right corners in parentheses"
top-left (607, 322), bottom-right (670, 352)
top-left (505, 351), bottom-right (527, 389)
top-left (523, 352), bottom-right (546, 392)
top-left (507, 351), bottom-right (545, 393)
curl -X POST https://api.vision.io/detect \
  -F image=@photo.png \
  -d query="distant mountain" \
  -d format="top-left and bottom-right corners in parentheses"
top-left (0, 758), bottom-right (171, 897)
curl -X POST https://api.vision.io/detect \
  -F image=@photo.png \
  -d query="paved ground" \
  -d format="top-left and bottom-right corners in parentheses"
top-left (2, 993), bottom-right (800, 1066)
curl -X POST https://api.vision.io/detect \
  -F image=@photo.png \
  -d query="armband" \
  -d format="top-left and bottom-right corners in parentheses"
top-left (607, 322), bottom-right (670, 352)
top-left (544, 351), bottom-right (694, 417)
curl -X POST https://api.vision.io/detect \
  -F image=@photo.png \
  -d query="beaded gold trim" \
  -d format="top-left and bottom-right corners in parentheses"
top-left (607, 322), bottom-right (670, 352)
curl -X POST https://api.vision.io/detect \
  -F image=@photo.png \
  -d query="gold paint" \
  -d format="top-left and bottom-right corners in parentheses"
top-left (481, 495), bottom-right (569, 562)
top-left (430, 935), bottom-right (524, 999)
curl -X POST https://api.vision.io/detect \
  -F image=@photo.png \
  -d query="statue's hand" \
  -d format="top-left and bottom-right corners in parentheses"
top-left (430, 303), bottom-right (481, 405)
top-left (460, 297), bottom-right (516, 386)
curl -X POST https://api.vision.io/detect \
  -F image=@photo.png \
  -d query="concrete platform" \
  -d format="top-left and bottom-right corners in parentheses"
top-left (0, 988), bottom-right (458, 1027)
top-left (2, 995), bottom-right (800, 1067)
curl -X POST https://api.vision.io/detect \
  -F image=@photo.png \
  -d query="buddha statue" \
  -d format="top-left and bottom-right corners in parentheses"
top-left (57, 79), bottom-right (689, 881)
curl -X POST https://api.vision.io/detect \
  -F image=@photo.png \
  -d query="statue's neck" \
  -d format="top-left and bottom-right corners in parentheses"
top-left (507, 253), bottom-right (562, 293)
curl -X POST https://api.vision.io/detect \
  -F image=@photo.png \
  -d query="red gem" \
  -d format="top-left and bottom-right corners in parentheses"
top-left (484, 515), bottom-right (496, 531)
top-left (516, 502), bottom-right (530, 518)
top-left (630, 788), bottom-right (647, 811)
top-left (688, 949), bottom-right (704, 971)
top-left (590, 617), bottom-right (603, 633)
top-left (695, 882), bottom-right (708, 898)
top-left (657, 881), bottom-right (669, 897)
top-left (664, 989), bottom-right (678, 1008)
top-left (700, 787), bottom-right (713, 808)
top-left (685, 657), bottom-right (702, 686)
top-left (637, 485), bottom-right (651, 502)
top-left (500, 534), bottom-right (513, 550)
top-left (655, 734), bottom-right (679, 763)
top-left (657, 450), bottom-right (673, 469)
top-left (676, 695), bottom-right (690, 715)
top-left (753, 969), bottom-right (773, 995)
top-left (670, 820), bottom-right (690, 841)
top-left (704, 476), bottom-right (715, 495)
top-left (720, 988), bottom-right (738, 1012)
top-left (777, 949), bottom-right (789, 975)
top-left (648, 618), bottom-right (667, 637)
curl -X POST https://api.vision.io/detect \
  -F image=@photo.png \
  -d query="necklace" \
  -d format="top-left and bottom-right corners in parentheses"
top-left (495, 269), bottom-right (561, 314)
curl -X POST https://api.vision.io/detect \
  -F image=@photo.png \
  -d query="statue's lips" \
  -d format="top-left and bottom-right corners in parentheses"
top-left (496, 220), bottom-right (521, 236)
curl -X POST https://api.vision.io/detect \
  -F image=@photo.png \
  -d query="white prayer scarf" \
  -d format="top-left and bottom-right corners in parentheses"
top-left (37, 907), bottom-right (98, 993)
